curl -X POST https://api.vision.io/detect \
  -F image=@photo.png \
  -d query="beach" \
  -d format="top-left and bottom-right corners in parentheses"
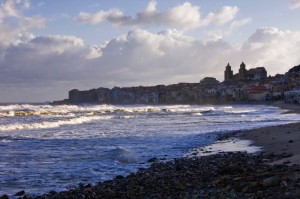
top-left (1, 103), bottom-right (298, 199)
top-left (243, 122), bottom-right (300, 165)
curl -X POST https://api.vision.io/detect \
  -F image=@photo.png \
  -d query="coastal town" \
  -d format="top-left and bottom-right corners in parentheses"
top-left (55, 63), bottom-right (300, 105)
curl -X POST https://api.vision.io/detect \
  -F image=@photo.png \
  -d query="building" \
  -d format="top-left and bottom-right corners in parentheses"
top-left (246, 85), bottom-right (269, 101)
top-left (224, 62), bottom-right (267, 82)
top-left (239, 62), bottom-right (247, 80)
top-left (200, 77), bottom-right (219, 87)
top-left (284, 90), bottom-right (300, 104)
top-left (224, 63), bottom-right (233, 81)
top-left (247, 67), bottom-right (267, 80)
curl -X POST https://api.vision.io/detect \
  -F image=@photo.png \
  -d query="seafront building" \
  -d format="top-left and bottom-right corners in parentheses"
top-left (53, 63), bottom-right (300, 105)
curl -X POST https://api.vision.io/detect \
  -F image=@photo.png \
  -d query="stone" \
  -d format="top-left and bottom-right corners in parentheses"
top-left (242, 186), bottom-right (249, 193)
top-left (283, 160), bottom-right (291, 164)
top-left (249, 181), bottom-right (259, 187)
top-left (0, 195), bottom-right (9, 199)
top-left (147, 157), bottom-right (158, 163)
top-left (263, 176), bottom-right (281, 187)
top-left (115, 175), bottom-right (124, 180)
top-left (15, 190), bottom-right (25, 196)
top-left (280, 180), bottom-right (288, 187)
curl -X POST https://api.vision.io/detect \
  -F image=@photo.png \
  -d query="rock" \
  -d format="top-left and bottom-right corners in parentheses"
top-left (281, 153), bottom-right (293, 158)
top-left (242, 186), bottom-right (249, 193)
top-left (15, 190), bottom-right (25, 196)
top-left (280, 180), bottom-right (288, 187)
top-left (233, 177), bottom-right (243, 181)
top-left (0, 195), bottom-right (9, 199)
top-left (283, 160), bottom-right (291, 164)
top-left (263, 176), bottom-right (281, 187)
top-left (28, 152), bottom-right (300, 199)
top-left (147, 157), bottom-right (158, 163)
top-left (284, 192), bottom-right (291, 197)
top-left (115, 175), bottom-right (124, 180)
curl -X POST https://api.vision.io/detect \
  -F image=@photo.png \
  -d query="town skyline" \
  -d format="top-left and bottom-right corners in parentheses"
top-left (1, 0), bottom-right (300, 102)
top-left (53, 62), bottom-right (300, 105)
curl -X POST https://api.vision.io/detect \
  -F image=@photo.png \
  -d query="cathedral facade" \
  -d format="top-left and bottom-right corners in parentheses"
top-left (224, 62), bottom-right (267, 82)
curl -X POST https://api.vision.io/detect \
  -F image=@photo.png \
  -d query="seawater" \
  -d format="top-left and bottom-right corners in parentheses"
top-left (0, 104), bottom-right (299, 195)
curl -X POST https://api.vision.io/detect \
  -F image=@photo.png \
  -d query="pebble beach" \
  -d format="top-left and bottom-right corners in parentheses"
top-left (1, 103), bottom-right (300, 199)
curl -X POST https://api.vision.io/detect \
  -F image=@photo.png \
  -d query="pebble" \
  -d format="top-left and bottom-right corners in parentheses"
top-left (263, 176), bottom-right (281, 187)
top-left (15, 190), bottom-right (25, 196)
top-left (3, 152), bottom-right (300, 199)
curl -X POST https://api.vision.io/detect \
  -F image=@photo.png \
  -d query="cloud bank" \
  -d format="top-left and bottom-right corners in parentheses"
top-left (75, 1), bottom-right (240, 30)
top-left (290, 0), bottom-right (300, 9)
top-left (1, 0), bottom-right (300, 102)
top-left (2, 25), bottom-right (300, 101)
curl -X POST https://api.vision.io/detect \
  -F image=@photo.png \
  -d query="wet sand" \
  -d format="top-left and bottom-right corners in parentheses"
top-left (243, 121), bottom-right (300, 165)
top-left (242, 102), bottom-right (300, 165)
top-left (272, 101), bottom-right (300, 114)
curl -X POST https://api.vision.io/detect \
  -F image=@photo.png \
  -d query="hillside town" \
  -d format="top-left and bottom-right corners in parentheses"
top-left (54, 63), bottom-right (300, 105)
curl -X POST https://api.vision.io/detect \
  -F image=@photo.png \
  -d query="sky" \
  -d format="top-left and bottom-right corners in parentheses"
top-left (1, 0), bottom-right (300, 102)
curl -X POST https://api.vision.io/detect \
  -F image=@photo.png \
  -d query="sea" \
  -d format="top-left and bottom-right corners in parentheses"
top-left (0, 103), bottom-right (300, 196)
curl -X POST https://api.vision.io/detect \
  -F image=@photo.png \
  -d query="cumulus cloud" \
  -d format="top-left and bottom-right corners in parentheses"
top-left (209, 6), bottom-right (239, 26)
top-left (1, 26), bottom-right (300, 102)
top-left (229, 18), bottom-right (252, 32)
top-left (1, 1), bottom-right (299, 102)
top-left (1, 35), bottom-right (101, 84)
top-left (75, 1), bottom-right (240, 30)
top-left (290, 0), bottom-right (300, 9)
top-left (240, 27), bottom-right (300, 74)
top-left (0, 0), bottom-right (45, 46)
top-left (0, 28), bottom-right (234, 102)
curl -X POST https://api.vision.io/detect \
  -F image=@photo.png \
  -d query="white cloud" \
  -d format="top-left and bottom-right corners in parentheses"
top-left (0, 0), bottom-right (30, 21)
top-left (240, 27), bottom-right (300, 74)
top-left (229, 18), bottom-right (252, 32)
top-left (211, 6), bottom-right (239, 25)
top-left (75, 1), bottom-right (240, 30)
top-left (290, 0), bottom-right (300, 9)
top-left (0, 1), bottom-right (299, 102)
top-left (1, 26), bottom-right (300, 102)
top-left (0, 0), bottom-right (45, 46)
top-left (0, 28), bottom-right (233, 100)
top-left (76, 9), bottom-right (126, 25)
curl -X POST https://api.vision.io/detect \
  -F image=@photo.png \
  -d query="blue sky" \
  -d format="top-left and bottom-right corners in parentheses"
top-left (1, 0), bottom-right (300, 102)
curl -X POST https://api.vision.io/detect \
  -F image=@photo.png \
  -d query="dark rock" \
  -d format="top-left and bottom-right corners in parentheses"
top-left (283, 160), bottom-right (291, 164)
top-left (281, 153), bottom-right (293, 158)
top-left (115, 175), bottom-right (124, 180)
top-left (263, 176), bottom-right (281, 187)
top-left (15, 190), bottom-right (25, 196)
top-left (49, 190), bottom-right (57, 195)
top-left (30, 152), bottom-right (300, 199)
top-left (147, 157), bottom-right (158, 162)
top-left (0, 195), bottom-right (9, 199)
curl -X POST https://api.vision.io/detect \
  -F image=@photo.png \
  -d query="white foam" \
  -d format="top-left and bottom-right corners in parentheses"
top-left (108, 147), bottom-right (140, 164)
top-left (0, 115), bottom-right (114, 131)
top-left (186, 138), bottom-right (262, 157)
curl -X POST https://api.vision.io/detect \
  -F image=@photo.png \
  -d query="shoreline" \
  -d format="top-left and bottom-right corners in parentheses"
top-left (245, 101), bottom-right (300, 165)
top-left (19, 153), bottom-right (300, 198)
top-left (243, 122), bottom-right (300, 165)
top-left (2, 102), bottom-right (300, 198)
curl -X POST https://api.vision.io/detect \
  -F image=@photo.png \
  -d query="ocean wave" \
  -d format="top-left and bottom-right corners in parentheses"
top-left (107, 147), bottom-right (139, 164)
top-left (0, 115), bottom-right (114, 131)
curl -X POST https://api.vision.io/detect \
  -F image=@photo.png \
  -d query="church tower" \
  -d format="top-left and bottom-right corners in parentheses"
top-left (239, 62), bottom-right (247, 80)
top-left (224, 63), bottom-right (233, 81)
